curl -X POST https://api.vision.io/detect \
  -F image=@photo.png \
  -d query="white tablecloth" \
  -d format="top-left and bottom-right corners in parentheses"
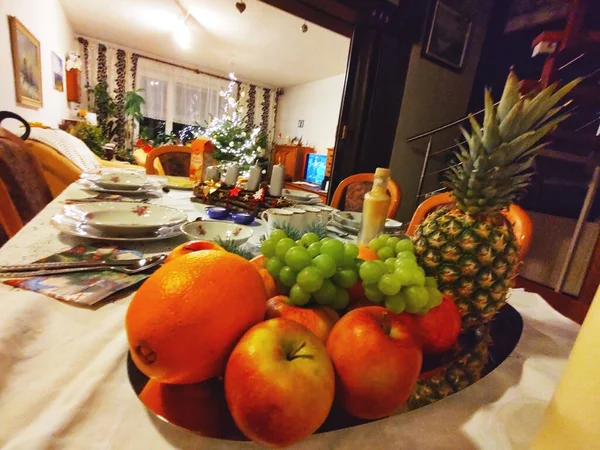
top-left (0, 182), bottom-right (581, 450)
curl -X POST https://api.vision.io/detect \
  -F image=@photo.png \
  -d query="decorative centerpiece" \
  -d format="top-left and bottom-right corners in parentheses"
top-left (192, 182), bottom-right (293, 214)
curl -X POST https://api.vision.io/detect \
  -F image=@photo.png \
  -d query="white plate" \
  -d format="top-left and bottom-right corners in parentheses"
top-left (51, 214), bottom-right (183, 242)
top-left (181, 221), bottom-right (253, 245)
top-left (64, 202), bottom-right (187, 235)
top-left (165, 176), bottom-right (195, 190)
top-left (78, 179), bottom-right (159, 195)
top-left (282, 189), bottom-right (320, 202)
top-left (332, 210), bottom-right (403, 232)
top-left (93, 172), bottom-right (150, 191)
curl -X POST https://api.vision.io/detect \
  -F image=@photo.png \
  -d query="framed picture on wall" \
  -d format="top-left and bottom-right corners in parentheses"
top-left (8, 16), bottom-right (43, 109)
top-left (422, 1), bottom-right (472, 72)
top-left (51, 52), bottom-right (64, 92)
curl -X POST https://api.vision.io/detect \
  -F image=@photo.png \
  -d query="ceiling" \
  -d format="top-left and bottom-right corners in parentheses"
top-left (58, 0), bottom-right (351, 87)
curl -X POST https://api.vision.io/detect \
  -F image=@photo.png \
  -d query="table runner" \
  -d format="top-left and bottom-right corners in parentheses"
top-left (0, 182), bottom-right (581, 449)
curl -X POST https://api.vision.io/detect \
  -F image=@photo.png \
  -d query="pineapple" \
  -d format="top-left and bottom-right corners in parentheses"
top-left (414, 71), bottom-right (581, 329)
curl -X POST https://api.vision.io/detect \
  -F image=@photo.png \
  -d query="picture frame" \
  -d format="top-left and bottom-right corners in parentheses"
top-left (52, 52), bottom-right (64, 92)
top-left (422, 1), bottom-right (472, 72)
top-left (8, 16), bottom-right (43, 109)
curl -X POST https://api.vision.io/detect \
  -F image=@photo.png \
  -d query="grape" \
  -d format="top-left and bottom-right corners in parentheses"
top-left (377, 246), bottom-right (395, 261)
top-left (408, 269), bottom-right (426, 287)
top-left (295, 240), bottom-right (304, 246)
top-left (297, 266), bottom-right (324, 293)
top-left (368, 238), bottom-right (384, 252)
top-left (394, 267), bottom-right (412, 286)
top-left (385, 291), bottom-right (408, 313)
top-left (260, 239), bottom-right (276, 258)
top-left (314, 279), bottom-right (336, 305)
top-left (301, 232), bottom-right (320, 246)
top-left (266, 257), bottom-right (284, 278)
top-left (275, 238), bottom-right (296, 259)
top-left (395, 239), bottom-right (414, 254)
top-left (339, 255), bottom-right (356, 269)
top-left (320, 239), bottom-right (346, 265)
top-left (311, 254), bottom-right (337, 278)
top-left (395, 259), bottom-right (419, 272)
top-left (396, 251), bottom-right (417, 262)
top-left (359, 261), bottom-right (384, 284)
top-left (269, 229), bottom-right (288, 243)
top-left (404, 286), bottom-right (429, 313)
top-left (330, 288), bottom-right (350, 310)
top-left (424, 276), bottom-right (438, 288)
top-left (378, 273), bottom-right (402, 296)
top-left (289, 284), bottom-right (311, 306)
top-left (344, 243), bottom-right (359, 259)
top-left (279, 266), bottom-right (299, 287)
top-left (333, 269), bottom-right (358, 289)
top-left (356, 259), bottom-right (365, 270)
top-left (364, 284), bottom-right (384, 303)
top-left (374, 259), bottom-right (392, 274)
top-left (285, 246), bottom-right (312, 271)
top-left (378, 234), bottom-right (391, 244)
top-left (384, 257), bottom-right (397, 272)
top-left (320, 237), bottom-right (333, 244)
top-left (307, 242), bottom-right (322, 259)
top-left (386, 236), bottom-right (400, 250)
top-left (426, 287), bottom-right (443, 308)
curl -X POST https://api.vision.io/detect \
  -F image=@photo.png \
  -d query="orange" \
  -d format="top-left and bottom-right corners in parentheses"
top-left (358, 246), bottom-right (378, 261)
top-left (126, 250), bottom-right (267, 384)
top-left (250, 255), bottom-right (277, 299)
top-left (164, 240), bottom-right (224, 264)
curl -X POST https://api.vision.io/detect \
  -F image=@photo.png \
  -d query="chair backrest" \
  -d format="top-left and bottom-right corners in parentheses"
top-left (0, 113), bottom-right (53, 238)
top-left (406, 192), bottom-right (533, 259)
top-left (330, 173), bottom-right (401, 219)
top-left (145, 145), bottom-right (192, 176)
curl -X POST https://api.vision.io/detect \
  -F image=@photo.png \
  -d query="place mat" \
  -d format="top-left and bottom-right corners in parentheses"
top-left (2, 245), bottom-right (149, 306)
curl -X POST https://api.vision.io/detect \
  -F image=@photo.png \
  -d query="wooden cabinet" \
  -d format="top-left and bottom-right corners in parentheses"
top-left (272, 145), bottom-right (314, 182)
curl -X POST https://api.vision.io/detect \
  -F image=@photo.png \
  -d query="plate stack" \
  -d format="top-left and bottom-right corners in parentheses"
top-left (52, 202), bottom-right (187, 242)
top-left (79, 172), bottom-right (161, 194)
top-left (281, 189), bottom-right (322, 205)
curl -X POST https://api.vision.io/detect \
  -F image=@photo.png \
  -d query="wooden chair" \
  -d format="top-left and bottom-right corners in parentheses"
top-left (145, 145), bottom-right (192, 176)
top-left (0, 114), bottom-right (53, 239)
top-left (406, 192), bottom-right (533, 259)
top-left (330, 173), bottom-right (401, 218)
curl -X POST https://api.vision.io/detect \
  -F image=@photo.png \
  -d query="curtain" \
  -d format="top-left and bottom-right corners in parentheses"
top-left (239, 83), bottom-right (279, 150)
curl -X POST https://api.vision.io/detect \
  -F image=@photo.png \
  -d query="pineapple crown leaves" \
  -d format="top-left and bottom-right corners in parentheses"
top-left (446, 70), bottom-right (582, 215)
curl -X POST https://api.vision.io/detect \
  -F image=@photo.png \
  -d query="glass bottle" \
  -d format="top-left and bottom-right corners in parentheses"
top-left (357, 168), bottom-right (391, 246)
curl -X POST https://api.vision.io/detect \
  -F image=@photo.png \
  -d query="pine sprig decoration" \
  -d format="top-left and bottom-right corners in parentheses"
top-left (214, 237), bottom-right (255, 260)
top-left (445, 70), bottom-right (581, 215)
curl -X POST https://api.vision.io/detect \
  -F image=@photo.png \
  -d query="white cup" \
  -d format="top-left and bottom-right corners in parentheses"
top-left (313, 205), bottom-right (333, 224)
top-left (260, 209), bottom-right (293, 232)
top-left (284, 207), bottom-right (307, 232)
top-left (298, 205), bottom-right (321, 228)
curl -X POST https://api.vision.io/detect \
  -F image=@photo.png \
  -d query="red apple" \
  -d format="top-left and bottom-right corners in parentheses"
top-left (225, 318), bottom-right (335, 447)
top-left (266, 295), bottom-right (339, 343)
top-left (326, 306), bottom-right (422, 419)
top-left (412, 296), bottom-right (461, 354)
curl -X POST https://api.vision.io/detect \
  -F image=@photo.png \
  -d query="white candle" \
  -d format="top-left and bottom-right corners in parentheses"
top-left (204, 165), bottom-right (219, 182)
top-left (246, 164), bottom-right (262, 191)
top-left (224, 165), bottom-right (239, 186)
top-left (269, 164), bottom-right (285, 197)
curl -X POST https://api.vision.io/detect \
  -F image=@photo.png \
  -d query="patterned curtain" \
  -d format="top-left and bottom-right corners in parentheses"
top-left (238, 83), bottom-right (278, 152)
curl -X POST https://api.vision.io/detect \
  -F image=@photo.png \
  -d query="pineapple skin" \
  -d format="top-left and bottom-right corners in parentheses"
top-left (413, 205), bottom-right (520, 329)
top-left (407, 325), bottom-right (491, 410)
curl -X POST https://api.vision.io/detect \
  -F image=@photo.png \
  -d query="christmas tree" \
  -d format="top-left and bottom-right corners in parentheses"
top-left (204, 73), bottom-right (262, 171)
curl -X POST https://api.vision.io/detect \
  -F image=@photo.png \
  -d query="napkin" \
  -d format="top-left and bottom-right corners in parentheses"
top-left (3, 245), bottom-right (149, 306)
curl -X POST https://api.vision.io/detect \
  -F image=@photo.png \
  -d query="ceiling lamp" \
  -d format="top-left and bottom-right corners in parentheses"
top-left (236, 1), bottom-right (246, 13)
top-left (173, 12), bottom-right (191, 49)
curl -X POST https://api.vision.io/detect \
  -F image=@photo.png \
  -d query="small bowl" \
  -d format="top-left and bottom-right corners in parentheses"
top-left (231, 211), bottom-right (256, 225)
top-left (206, 207), bottom-right (228, 220)
top-left (181, 221), bottom-right (253, 245)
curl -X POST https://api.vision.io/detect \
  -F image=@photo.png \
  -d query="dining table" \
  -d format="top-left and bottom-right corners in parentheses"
top-left (0, 177), bottom-right (582, 450)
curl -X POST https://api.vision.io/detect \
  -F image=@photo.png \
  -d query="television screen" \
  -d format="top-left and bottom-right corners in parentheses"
top-left (304, 154), bottom-right (327, 185)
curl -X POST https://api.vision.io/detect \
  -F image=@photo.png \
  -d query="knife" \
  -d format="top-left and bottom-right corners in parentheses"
top-left (0, 258), bottom-right (143, 273)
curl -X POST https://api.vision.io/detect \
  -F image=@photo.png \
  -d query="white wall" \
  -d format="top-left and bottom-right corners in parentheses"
top-left (388, 0), bottom-right (493, 222)
top-left (276, 73), bottom-right (345, 154)
top-left (0, 0), bottom-right (74, 127)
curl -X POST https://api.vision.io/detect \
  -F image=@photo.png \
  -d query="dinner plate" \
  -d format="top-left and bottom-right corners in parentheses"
top-left (282, 188), bottom-right (320, 202)
top-left (165, 176), bottom-right (195, 190)
top-left (93, 172), bottom-right (150, 191)
top-left (64, 202), bottom-right (188, 235)
top-left (51, 214), bottom-right (183, 242)
top-left (78, 179), bottom-right (160, 195)
top-left (332, 210), bottom-right (403, 232)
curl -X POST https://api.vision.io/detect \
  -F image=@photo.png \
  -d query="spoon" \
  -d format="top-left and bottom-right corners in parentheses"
top-left (0, 254), bottom-right (167, 278)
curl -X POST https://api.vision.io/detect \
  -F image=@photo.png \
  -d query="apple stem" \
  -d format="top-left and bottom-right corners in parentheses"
top-left (380, 311), bottom-right (392, 336)
top-left (287, 342), bottom-right (311, 361)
